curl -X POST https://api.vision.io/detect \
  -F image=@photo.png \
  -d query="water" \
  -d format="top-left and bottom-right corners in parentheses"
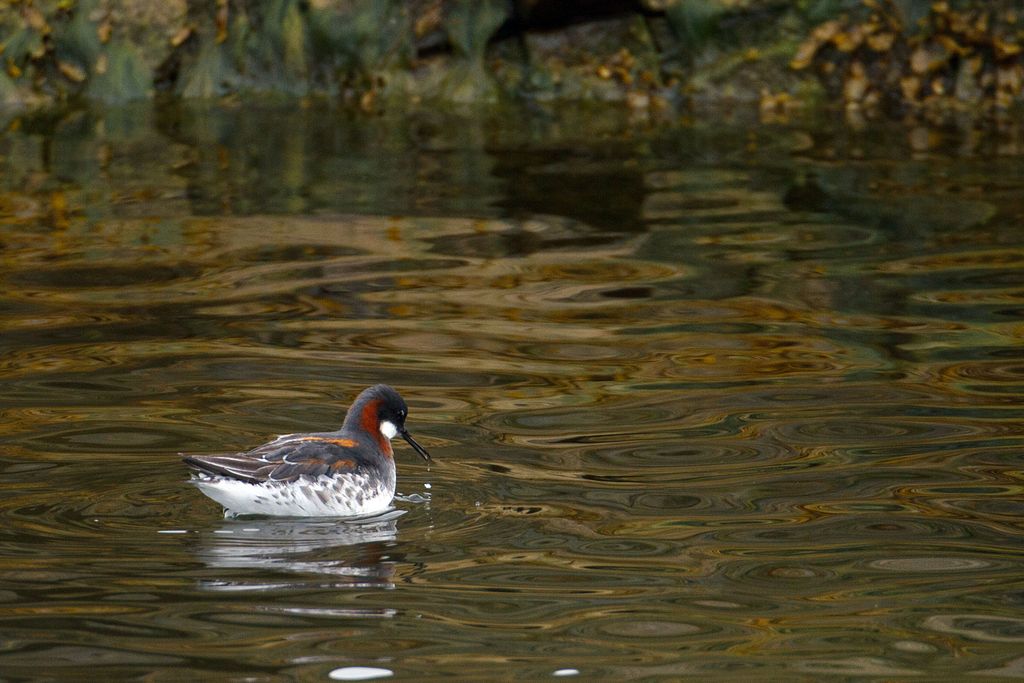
top-left (1, 104), bottom-right (1023, 680)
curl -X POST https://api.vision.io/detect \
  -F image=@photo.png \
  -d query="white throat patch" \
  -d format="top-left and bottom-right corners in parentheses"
top-left (380, 420), bottom-right (398, 440)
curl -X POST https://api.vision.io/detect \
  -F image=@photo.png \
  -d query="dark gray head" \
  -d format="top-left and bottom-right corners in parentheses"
top-left (345, 384), bottom-right (431, 461)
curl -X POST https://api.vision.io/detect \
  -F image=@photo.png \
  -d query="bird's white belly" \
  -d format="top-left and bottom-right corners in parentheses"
top-left (194, 473), bottom-right (394, 517)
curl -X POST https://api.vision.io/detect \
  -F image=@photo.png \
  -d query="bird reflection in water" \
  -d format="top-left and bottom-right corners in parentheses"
top-left (192, 509), bottom-right (404, 591)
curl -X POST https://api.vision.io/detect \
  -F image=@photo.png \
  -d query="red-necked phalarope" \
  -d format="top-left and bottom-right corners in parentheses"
top-left (183, 384), bottom-right (431, 517)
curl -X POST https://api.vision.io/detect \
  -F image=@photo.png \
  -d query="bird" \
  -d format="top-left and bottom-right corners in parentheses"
top-left (183, 384), bottom-right (431, 517)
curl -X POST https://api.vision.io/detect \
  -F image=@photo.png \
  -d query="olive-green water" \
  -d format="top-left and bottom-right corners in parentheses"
top-left (0, 104), bottom-right (1022, 681)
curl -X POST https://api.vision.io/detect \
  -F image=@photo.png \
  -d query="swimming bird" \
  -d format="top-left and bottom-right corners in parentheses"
top-left (183, 384), bottom-right (431, 517)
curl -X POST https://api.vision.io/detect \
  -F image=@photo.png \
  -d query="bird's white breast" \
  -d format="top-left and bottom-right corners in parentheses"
top-left (194, 471), bottom-right (395, 518)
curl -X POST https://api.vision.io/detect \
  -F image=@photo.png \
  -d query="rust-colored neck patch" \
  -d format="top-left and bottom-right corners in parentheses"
top-left (358, 398), bottom-right (393, 457)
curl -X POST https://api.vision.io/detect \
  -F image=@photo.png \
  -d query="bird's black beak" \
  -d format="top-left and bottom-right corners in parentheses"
top-left (400, 428), bottom-right (431, 462)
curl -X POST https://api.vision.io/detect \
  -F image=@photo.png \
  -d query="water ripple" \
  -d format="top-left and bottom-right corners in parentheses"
top-left (1, 114), bottom-right (1022, 679)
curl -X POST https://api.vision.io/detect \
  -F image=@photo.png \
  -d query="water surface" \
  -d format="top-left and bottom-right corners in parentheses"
top-left (0, 104), bottom-right (1022, 680)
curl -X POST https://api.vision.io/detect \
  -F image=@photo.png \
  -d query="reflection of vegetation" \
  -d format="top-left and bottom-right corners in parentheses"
top-left (1, 0), bottom-right (1023, 113)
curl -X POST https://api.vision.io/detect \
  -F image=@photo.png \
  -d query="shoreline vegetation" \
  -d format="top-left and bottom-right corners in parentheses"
top-left (2, 0), bottom-right (1023, 120)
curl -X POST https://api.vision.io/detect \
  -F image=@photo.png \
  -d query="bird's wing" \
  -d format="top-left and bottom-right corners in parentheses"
top-left (183, 436), bottom-right (361, 484)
